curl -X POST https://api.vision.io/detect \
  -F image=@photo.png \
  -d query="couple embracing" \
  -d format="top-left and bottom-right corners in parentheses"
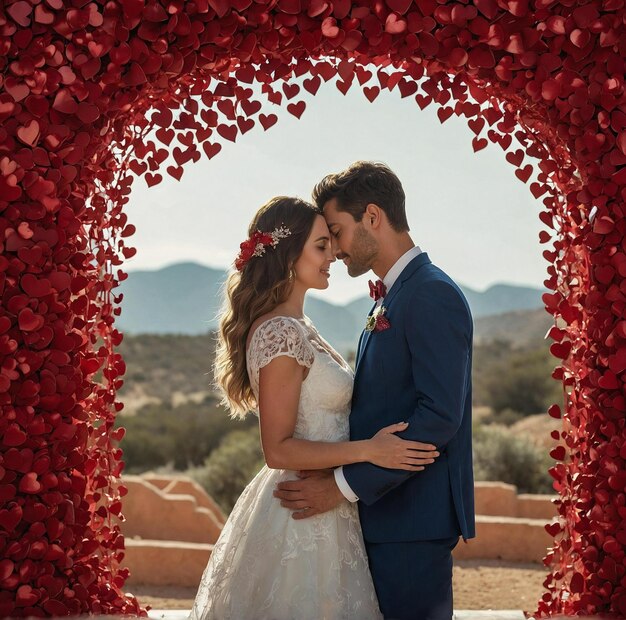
top-left (189, 161), bottom-right (475, 620)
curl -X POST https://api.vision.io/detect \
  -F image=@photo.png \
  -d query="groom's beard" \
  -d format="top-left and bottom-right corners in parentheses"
top-left (345, 227), bottom-right (377, 277)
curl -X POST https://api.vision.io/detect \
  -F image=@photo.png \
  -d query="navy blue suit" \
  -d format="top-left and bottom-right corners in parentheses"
top-left (343, 252), bottom-right (475, 619)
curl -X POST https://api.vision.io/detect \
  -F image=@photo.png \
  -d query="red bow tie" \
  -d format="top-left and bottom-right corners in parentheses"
top-left (368, 279), bottom-right (387, 301)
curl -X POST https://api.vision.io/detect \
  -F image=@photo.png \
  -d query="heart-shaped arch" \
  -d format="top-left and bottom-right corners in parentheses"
top-left (1, 0), bottom-right (625, 616)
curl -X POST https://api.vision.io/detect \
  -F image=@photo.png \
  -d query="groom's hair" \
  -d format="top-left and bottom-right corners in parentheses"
top-left (312, 161), bottom-right (409, 232)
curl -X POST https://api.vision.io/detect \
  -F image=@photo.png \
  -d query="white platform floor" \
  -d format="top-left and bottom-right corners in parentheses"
top-left (148, 609), bottom-right (526, 620)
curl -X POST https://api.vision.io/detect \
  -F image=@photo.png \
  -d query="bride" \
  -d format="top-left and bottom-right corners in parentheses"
top-left (189, 196), bottom-right (439, 620)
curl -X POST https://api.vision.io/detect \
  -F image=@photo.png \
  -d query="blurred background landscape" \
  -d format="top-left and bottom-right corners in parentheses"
top-left (115, 82), bottom-right (560, 518)
top-left (114, 261), bottom-right (561, 514)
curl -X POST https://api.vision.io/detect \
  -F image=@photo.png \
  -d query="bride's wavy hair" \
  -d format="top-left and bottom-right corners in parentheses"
top-left (214, 196), bottom-right (321, 418)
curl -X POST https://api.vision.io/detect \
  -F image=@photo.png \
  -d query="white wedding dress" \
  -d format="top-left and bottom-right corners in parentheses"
top-left (189, 316), bottom-right (382, 620)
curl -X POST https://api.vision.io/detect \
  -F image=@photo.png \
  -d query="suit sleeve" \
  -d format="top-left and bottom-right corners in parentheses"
top-left (343, 280), bottom-right (472, 506)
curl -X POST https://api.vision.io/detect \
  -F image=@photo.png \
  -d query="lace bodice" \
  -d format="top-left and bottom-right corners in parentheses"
top-left (246, 316), bottom-right (354, 442)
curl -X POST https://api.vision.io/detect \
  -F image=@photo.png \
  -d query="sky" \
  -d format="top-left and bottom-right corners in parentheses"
top-left (124, 80), bottom-right (548, 305)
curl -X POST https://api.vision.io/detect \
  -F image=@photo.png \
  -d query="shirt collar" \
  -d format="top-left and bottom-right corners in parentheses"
top-left (381, 246), bottom-right (422, 293)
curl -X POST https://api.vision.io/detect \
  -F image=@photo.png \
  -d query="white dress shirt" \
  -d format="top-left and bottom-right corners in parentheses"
top-left (334, 246), bottom-right (423, 502)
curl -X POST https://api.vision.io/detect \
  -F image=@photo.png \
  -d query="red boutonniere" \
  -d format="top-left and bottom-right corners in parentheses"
top-left (365, 306), bottom-right (391, 333)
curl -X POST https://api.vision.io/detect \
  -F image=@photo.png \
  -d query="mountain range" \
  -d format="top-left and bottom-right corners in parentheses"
top-left (114, 262), bottom-right (548, 353)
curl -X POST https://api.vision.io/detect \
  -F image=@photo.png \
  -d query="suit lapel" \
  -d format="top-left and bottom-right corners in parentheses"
top-left (354, 252), bottom-right (432, 380)
top-left (355, 301), bottom-right (376, 374)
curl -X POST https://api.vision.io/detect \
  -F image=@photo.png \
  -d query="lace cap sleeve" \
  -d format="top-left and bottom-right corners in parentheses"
top-left (247, 317), bottom-right (315, 398)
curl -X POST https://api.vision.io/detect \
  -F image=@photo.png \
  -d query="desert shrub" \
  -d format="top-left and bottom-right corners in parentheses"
top-left (473, 425), bottom-right (554, 494)
top-left (116, 396), bottom-right (255, 473)
top-left (483, 347), bottom-right (561, 415)
top-left (482, 407), bottom-right (526, 426)
top-left (189, 427), bottom-right (265, 513)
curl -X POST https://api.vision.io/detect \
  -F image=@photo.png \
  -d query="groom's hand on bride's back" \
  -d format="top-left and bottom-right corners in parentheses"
top-left (273, 470), bottom-right (344, 520)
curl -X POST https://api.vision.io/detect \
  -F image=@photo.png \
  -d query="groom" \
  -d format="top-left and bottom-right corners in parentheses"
top-left (274, 161), bottom-right (475, 619)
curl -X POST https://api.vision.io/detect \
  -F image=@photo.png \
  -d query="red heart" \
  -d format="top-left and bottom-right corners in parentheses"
top-left (24, 95), bottom-right (49, 117)
top-left (177, 131), bottom-right (196, 147)
top-left (398, 80), bottom-right (417, 98)
top-left (156, 128), bottom-right (175, 146)
top-left (52, 89), bottom-right (78, 114)
top-left (550, 341), bottom-right (571, 359)
top-left (530, 182), bottom-right (548, 199)
top-left (0, 505), bottom-right (22, 531)
top-left (153, 107), bottom-right (173, 127)
top-left (129, 159), bottom-right (148, 176)
top-left (356, 67), bottom-right (373, 85)
top-left (336, 79), bottom-right (351, 95)
top-left (241, 99), bottom-right (262, 116)
top-left (599, 370), bottom-right (620, 389)
top-left (202, 142), bottom-right (222, 159)
top-left (18, 308), bottom-right (44, 332)
top-left (16, 120), bottom-right (40, 147)
top-left (608, 348), bottom-right (626, 374)
top-left (472, 137), bottom-right (488, 152)
top-left (313, 62), bottom-right (336, 81)
top-left (4, 78), bottom-right (29, 103)
top-left (77, 102), bottom-right (100, 123)
top-left (468, 117), bottom-right (485, 135)
top-left (341, 30), bottom-right (363, 51)
top-left (321, 16), bottom-right (340, 37)
top-left (515, 164), bottom-right (533, 183)
top-left (7, 1), bottom-right (32, 27)
top-left (303, 76), bottom-right (321, 95)
top-left (217, 99), bottom-right (236, 119)
top-left (49, 271), bottom-right (71, 291)
top-left (173, 146), bottom-right (194, 166)
top-left (545, 522), bottom-right (562, 537)
top-left (20, 274), bottom-right (52, 297)
top-left (363, 86), bottom-right (380, 103)
top-left (34, 3), bottom-right (54, 24)
top-left (415, 94), bottom-right (432, 110)
top-left (217, 123), bottom-right (238, 142)
top-left (259, 113), bottom-right (278, 131)
top-left (385, 13), bottom-right (407, 34)
top-left (282, 83), bottom-right (300, 100)
top-left (196, 127), bottom-right (213, 142)
top-left (437, 106), bottom-right (453, 123)
top-left (4, 425), bottom-right (27, 447)
top-left (287, 101), bottom-right (306, 119)
top-left (16, 584), bottom-right (40, 607)
top-left (166, 166), bottom-right (184, 181)
top-left (0, 176), bottom-right (22, 202)
top-left (145, 173), bottom-right (162, 187)
top-left (236, 116), bottom-right (255, 134)
top-left (505, 149), bottom-right (524, 166)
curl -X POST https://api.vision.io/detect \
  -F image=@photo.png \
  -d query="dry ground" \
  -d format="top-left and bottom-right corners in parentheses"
top-left (128, 559), bottom-right (548, 613)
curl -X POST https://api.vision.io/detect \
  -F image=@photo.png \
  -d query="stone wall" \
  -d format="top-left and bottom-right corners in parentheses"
top-left (120, 477), bottom-right (557, 586)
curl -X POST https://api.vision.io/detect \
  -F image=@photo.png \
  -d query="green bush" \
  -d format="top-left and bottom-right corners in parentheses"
top-left (116, 396), bottom-right (256, 473)
top-left (483, 347), bottom-right (561, 415)
top-left (188, 427), bottom-right (265, 513)
top-left (482, 407), bottom-right (526, 426)
top-left (473, 425), bottom-right (554, 494)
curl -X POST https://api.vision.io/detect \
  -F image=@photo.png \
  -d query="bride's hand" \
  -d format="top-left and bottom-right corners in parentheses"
top-left (367, 423), bottom-right (439, 471)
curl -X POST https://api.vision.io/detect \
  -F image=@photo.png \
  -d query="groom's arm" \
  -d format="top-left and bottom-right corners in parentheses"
top-left (343, 280), bottom-right (472, 506)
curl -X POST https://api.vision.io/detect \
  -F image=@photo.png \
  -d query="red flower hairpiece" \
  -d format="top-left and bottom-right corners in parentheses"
top-left (235, 226), bottom-right (292, 271)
